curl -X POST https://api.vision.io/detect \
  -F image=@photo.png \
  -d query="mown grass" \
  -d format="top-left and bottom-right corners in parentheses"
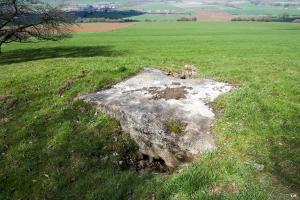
top-left (0, 22), bottom-right (299, 199)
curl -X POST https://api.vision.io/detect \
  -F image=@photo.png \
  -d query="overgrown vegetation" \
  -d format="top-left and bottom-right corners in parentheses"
top-left (177, 17), bottom-right (197, 22)
top-left (232, 14), bottom-right (300, 22)
top-left (165, 119), bottom-right (187, 136)
top-left (0, 22), bottom-right (299, 199)
top-left (231, 16), bottom-right (272, 22)
top-left (75, 17), bottom-right (138, 23)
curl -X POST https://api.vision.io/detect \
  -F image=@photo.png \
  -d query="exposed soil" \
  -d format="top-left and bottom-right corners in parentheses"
top-left (72, 23), bottom-right (135, 33)
top-left (55, 80), bottom-right (75, 96)
top-left (166, 65), bottom-right (198, 79)
top-left (196, 10), bottom-right (233, 21)
top-left (134, 155), bottom-right (170, 173)
top-left (123, 153), bottom-right (170, 173)
top-left (0, 95), bottom-right (12, 101)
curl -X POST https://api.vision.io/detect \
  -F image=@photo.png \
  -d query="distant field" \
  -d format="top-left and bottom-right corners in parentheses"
top-left (72, 22), bottom-right (135, 32)
top-left (126, 13), bottom-right (193, 21)
top-left (1, 22), bottom-right (300, 199)
top-left (120, 2), bottom-right (184, 11)
top-left (45, 0), bottom-right (300, 21)
top-left (221, 3), bottom-right (300, 16)
top-left (196, 10), bottom-right (233, 21)
top-left (125, 2), bottom-right (300, 21)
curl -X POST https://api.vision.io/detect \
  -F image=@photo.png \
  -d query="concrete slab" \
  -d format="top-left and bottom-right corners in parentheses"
top-left (79, 68), bottom-right (234, 167)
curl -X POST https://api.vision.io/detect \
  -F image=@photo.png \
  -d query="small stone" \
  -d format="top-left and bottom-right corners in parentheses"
top-left (151, 194), bottom-right (155, 200)
top-left (101, 156), bottom-right (108, 161)
top-left (113, 152), bottom-right (119, 156)
top-left (0, 118), bottom-right (9, 123)
top-left (253, 163), bottom-right (264, 171)
top-left (113, 136), bottom-right (118, 142)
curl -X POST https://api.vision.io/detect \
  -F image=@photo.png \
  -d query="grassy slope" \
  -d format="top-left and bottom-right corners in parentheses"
top-left (0, 22), bottom-right (299, 199)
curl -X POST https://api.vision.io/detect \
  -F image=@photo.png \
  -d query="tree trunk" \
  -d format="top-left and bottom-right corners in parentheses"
top-left (0, 42), bottom-right (3, 54)
top-left (0, 41), bottom-right (4, 54)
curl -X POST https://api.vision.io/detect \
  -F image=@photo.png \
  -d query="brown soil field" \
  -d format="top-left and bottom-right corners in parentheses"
top-left (196, 10), bottom-right (233, 21)
top-left (72, 23), bottom-right (135, 33)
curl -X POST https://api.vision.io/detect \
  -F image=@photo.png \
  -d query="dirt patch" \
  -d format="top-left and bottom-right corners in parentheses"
top-left (166, 64), bottom-right (198, 79)
top-left (72, 23), bottom-right (135, 33)
top-left (129, 154), bottom-right (170, 173)
top-left (147, 86), bottom-right (189, 100)
top-left (210, 182), bottom-right (239, 196)
top-left (172, 82), bottom-right (181, 85)
top-left (0, 95), bottom-right (12, 101)
top-left (55, 80), bottom-right (75, 96)
top-left (196, 10), bottom-right (233, 21)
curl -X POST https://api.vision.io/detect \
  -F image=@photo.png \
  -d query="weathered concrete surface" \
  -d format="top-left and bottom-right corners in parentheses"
top-left (79, 68), bottom-right (234, 167)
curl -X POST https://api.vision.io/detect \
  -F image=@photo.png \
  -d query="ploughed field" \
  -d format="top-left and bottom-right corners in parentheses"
top-left (72, 22), bottom-right (136, 32)
top-left (196, 10), bottom-right (233, 21)
top-left (0, 22), bottom-right (299, 199)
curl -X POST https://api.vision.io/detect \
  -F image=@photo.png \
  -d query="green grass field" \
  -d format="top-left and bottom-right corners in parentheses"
top-left (221, 4), bottom-right (300, 16)
top-left (125, 3), bottom-right (300, 21)
top-left (0, 22), bottom-right (300, 199)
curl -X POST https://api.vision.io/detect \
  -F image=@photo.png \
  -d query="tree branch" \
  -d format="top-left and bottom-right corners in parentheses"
top-left (0, 0), bottom-right (74, 51)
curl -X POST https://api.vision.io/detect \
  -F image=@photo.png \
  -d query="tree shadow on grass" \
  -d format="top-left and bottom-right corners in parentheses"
top-left (269, 136), bottom-right (300, 193)
top-left (0, 98), bottom-right (156, 199)
top-left (0, 45), bottom-right (125, 65)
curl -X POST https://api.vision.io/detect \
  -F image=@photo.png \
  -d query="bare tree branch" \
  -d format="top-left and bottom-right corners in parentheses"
top-left (0, 0), bottom-right (75, 53)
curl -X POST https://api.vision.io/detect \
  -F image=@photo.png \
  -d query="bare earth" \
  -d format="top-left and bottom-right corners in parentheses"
top-left (72, 23), bottom-right (135, 33)
top-left (196, 10), bottom-right (233, 21)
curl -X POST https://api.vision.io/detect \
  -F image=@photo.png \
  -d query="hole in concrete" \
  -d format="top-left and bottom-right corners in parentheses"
top-left (172, 82), bottom-right (181, 85)
top-left (122, 153), bottom-right (170, 173)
